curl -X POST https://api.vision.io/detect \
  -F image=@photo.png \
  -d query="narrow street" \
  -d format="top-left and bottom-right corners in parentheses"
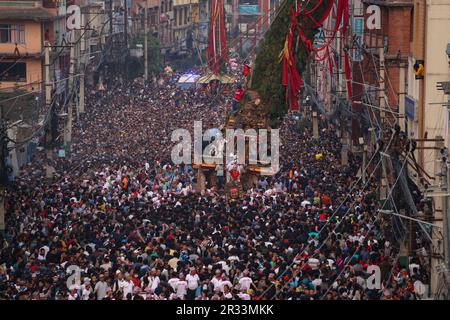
top-left (0, 0), bottom-right (449, 303)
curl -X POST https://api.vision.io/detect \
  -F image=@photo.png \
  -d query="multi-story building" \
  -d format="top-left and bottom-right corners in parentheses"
top-left (230, 0), bottom-right (278, 54)
top-left (0, 0), bottom-right (54, 92)
top-left (160, 0), bottom-right (174, 49)
top-left (172, 0), bottom-right (199, 54)
top-left (197, 0), bottom-right (208, 52)
top-left (131, 0), bottom-right (174, 52)
top-left (362, 0), bottom-right (413, 132)
top-left (131, 0), bottom-right (160, 37)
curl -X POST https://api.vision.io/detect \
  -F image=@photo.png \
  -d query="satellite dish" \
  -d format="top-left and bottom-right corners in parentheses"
top-left (414, 280), bottom-right (426, 297)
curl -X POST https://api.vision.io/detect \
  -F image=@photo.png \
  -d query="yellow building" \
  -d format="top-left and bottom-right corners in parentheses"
top-left (172, 0), bottom-right (199, 54)
top-left (0, 0), bottom-right (54, 92)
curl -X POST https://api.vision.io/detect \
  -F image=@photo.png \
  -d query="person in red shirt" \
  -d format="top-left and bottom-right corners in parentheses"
top-left (232, 84), bottom-right (244, 113)
top-left (243, 61), bottom-right (251, 77)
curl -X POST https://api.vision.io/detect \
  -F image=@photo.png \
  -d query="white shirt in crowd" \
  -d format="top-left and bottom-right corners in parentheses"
top-left (147, 276), bottom-right (160, 292)
top-left (68, 292), bottom-right (78, 300)
top-left (176, 280), bottom-right (188, 299)
top-left (238, 292), bottom-right (251, 300)
top-left (122, 280), bottom-right (134, 299)
top-left (94, 281), bottom-right (108, 300)
top-left (211, 277), bottom-right (222, 291)
top-left (168, 277), bottom-right (180, 292)
top-left (238, 277), bottom-right (253, 292)
top-left (186, 274), bottom-right (200, 291)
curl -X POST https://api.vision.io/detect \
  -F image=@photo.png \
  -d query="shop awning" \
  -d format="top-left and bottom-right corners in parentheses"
top-left (197, 74), bottom-right (235, 84)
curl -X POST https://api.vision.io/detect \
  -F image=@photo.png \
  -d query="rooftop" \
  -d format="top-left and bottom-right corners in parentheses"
top-left (362, 0), bottom-right (414, 7)
top-left (0, 6), bottom-right (54, 20)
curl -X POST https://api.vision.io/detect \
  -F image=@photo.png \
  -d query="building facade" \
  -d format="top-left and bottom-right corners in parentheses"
top-left (0, 0), bottom-right (54, 92)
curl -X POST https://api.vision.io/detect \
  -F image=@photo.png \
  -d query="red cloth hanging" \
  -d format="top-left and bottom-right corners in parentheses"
top-left (310, 0), bottom-right (347, 53)
top-left (280, 10), bottom-right (302, 112)
top-left (207, 0), bottom-right (217, 73)
top-left (219, 0), bottom-right (228, 64)
top-left (301, 0), bottom-right (325, 15)
top-left (304, 0), bottom-right (334, 28)
top-left (207, 0), bottom-right (227, 74)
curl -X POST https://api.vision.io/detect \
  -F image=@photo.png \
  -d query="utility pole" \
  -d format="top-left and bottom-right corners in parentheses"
top-left (379, 47), bottom-right (386, 125)
top-left (124, 0), bottom-right (128, 48)
top-left (109, 0), bottom-right (114, 40)
top-left (44, 42), bottom-right (55, 181)
top-left (124, 0), bottom-right (129, 79)
top-left (379, 47), bottom-right (387, 200)
top-left (0, 102), bottom-right (7, 233)
top-left (399, 63), bottom-right (406, 132)
top-left (444, 153), bottom-right (450, 272)
top-left (312, 111), bottom-right (319, 139)
top-left (79, 14), bottom-right (87, 115)
top-left (425, 136), bottom-right (448, 298)
top-left (337, 30), bottom-right (343, 96)
top-left (64, 30), bottom-right (76, 155)
top-left (144, 0), bottom-right (148, 81)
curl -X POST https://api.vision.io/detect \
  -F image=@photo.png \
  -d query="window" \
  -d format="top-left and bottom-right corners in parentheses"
top-left (0, 24), bottom-right (25, 44)
top-left (0, 62), bottom-right (27, 82)
top-left (16, 24), bottom-right (25, 44)
top-left (174, 8), bottom-right (178, 26)
top-left (0, 24), bottom-right (11, 43)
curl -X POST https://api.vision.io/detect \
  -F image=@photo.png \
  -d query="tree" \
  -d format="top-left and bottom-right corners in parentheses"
top-left (251, 0), bottom-right (326, 124)
top-left (130, 34), bottom-right (164, 78)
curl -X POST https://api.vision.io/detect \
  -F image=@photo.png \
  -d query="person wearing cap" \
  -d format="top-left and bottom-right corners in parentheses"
top-left (94, 274), bottom-right (109, 300)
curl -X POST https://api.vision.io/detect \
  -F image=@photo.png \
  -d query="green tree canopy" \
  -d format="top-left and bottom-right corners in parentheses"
top-left (130, 34), bottom-right (164, 78)
top-left (251, 0), bottom-right (327, 125)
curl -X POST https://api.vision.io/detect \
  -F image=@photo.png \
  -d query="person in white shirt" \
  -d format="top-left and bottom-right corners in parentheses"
top-left (238, 287), bottom-right (251, 300)
top-left (146, 269), bottom-right (160, 293)
top-left (68, 288), bottom-right (78, 300)
top-left (122, 275), bottom-right (134, 300)
top-left (211, 269), bottom-right (223, 291)
top-left (219, 275), bottom-right (233, 293)
top-left (94, 275), bottom-right (109, 300)
top-left (81, 283), bottom-right (92, 300)
top-left (185, 268), bottom-right (200, 299)
top-left (168, 272), bottom-right (180, 292)
top-left (176, 274), bottom-right (188, 299)
top-left (238, 270), bottom-right (254, 292)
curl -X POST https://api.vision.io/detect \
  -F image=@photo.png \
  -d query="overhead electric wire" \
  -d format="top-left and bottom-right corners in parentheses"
top-left (259, 129), bottom-right (397, 300)
top-left (319, 148), bottom-right (412, 299)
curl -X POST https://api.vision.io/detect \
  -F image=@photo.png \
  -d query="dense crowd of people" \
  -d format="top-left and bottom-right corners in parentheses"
top-left (0, 69), bottom-right (429, 300)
